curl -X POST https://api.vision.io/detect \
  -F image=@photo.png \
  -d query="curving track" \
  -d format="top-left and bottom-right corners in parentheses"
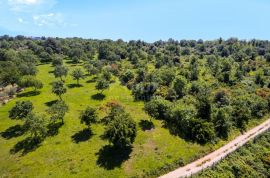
top-left (159, 119), bottom-right (270, 178)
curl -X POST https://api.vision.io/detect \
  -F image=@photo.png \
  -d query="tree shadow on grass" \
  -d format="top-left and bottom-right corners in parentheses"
top-left (139, 120), bottom-right (155, 131)
top-left (96, 145), bottom-right (132, 170)
top-left (67, 84), bottom-right (83, 88)
top-left (86, 79), bottom-right (96, 83)
top-left (71, 128), bottom-right (93, 143)
top-left (1, 124), bottom-right (25, 139)
top-left (17, 91), bottom-right (41, 98)
top-left (44, 100), bottom-right (58, 107)
top-left (91, 93), bottom-right (105, 100)
top-left (66, 60), bottom-right (80, 65)
top-left (10, 137), bottom-right (43, 155)
top-left (47, 122), bottom-right (63, 137)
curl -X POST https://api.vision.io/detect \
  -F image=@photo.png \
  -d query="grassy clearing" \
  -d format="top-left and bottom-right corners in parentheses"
top-left (0, 63), bottom-right (267, 178)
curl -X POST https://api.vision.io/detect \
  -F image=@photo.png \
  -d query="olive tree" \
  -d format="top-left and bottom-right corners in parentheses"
top-left (19, 76), bottom-right (43, 91)
top-left (84, 63), bottom-right (98, 76)
top-left (95, 79), bottom-right (109, 94)
top-left (9, 100), bottom-right (33, 119)
top-left (173, 76), bottom-right (187, 98)
top-left (46, 100), bottom-right (68, 124)
top-left (52, 81), bottom-right (67, 100)
top-left (71, 68), bottom-right (85, 85)
top-left (79, 107), bottom-right (97, 129)
top-left (144, 97), bottom-right (172, 120)
top-left (104, 112), bottom-right (137, 148)
top-left (54, 65), bottom-right (68, 81)
top-left (24, 113), bottom-right (47, 139)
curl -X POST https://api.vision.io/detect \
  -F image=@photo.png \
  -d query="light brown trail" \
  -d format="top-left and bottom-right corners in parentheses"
top-left (160, 119), bottom-right (270, 178)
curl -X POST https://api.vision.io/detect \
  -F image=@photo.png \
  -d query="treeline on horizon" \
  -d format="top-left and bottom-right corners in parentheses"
top-left (1, 35), bottom-right (270, 145)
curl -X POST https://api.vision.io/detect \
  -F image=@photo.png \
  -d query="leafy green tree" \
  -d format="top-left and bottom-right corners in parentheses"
top-left (84, 63), bottom-right (98, 75)
top-left (255, 73), bottom-right (265, 87)
top-left (79, 107), bottom-right (97, 129)
top-left (189, 81), bottom-right (202, 95)
top-left (33, 79), bottom-right (43, 91)
top-left (19, 76), bottom-right (43, 91)
top-left (52, 56), bottom-right (63, 66)
top-left (52, 81), bottom-right (67, 100)
top-left (9, 100), bottom-right (33, 119)
top-left (232, 99), bottom-right (251, 130)
top-left (103, 103), bottom-right (125, 124)
top-left (157, 67), bottom-right (176, 86)
top-left (128, 51), bottom-right (139, 64)
top-left (173, 76), bottom-right (187, 98)
top-left (166, 87), bottom-right (178, 101)
top-left (69, 48), bottom-right (83, 63)
top-left (101, 69), bottom-right (112, 81)
top-left (54, 65), bottom-right (68, 81)
top-left (214, 89), bottom-right (230, 107)
top-left (0, 61), bottom-right (21, 84)
top-left (250, 95), bottom-right (268, 118)
top-left (265, 53), bottom-right (270, 62)
top-left (196, 89), bottom-right (212, 121)
top-left (132, 82), bottom-right (158, 101)
top-left (213, 108), bottom-right (231, 139)
top-left (39, 51), bottom-right (53, 62)
top-left (168, 104), bottom-right (196, 137)
top-left (46, 100), bottom-right (68, 124)
top-left (104, 112), bottom-right (137, 148)
top-left (95, 79), bottom-right (110, 93)
top-left (19, 63), bottom-right (37, 76)
top-left (144, 97), bottom-right (171, 120)
top-left (71, 68), bottom-right (85, 85)
top-left (120, 69), bottom-right (134, 84)
top-left (191, 119), bottom-right (216, 144)
top-left (189, 59), bottom-right (199, 81)
top-left (24, 112), bottom-right (47, 139)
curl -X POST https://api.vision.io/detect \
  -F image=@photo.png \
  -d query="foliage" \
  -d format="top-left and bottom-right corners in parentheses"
top-left (104, 110), bottom-right (137, 148)
top-left (46, 100), bottom-right (68, 123)
top-left (19, 75), bottom-right (43, 91)
top-left (52, 56), bottom-right (63, 66)
top-left (79, 106), bottom-right (97, 128)
top-left (71, 68), bottom-right (85, 85)
top-left (213, 107), bottom-right (231, 139)
top-left (144, 97), bottom-right (172, 120)
top-left (24, 112), bottom-right (47, 139)
top-left (53, 65), bottom-right (68, 81)
top-left (84, 63), bottom-right (98, 75)
top-left (172, 76), bottom-right (187, 98)
top-left (51, 81), bottom-right (67, 100)
top-left (9, 100), bottom-right (33, 119)
top-left (95, 78), bottom-right (110, 93)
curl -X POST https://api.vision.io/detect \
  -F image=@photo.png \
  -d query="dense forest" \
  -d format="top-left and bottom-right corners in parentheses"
top-left (196, 131), bottom-right (270, 178)
top-left (1, 35), bottom-right (270, 177)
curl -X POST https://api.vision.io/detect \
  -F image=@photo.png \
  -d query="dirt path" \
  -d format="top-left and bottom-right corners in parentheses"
top-left (159, 119), bottom-right (270, 178)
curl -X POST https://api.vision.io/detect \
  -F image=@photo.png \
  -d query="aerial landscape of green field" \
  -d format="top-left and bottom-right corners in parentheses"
top-left (1, 0), bottom-right (270, 178)
top-left (1, 37), bottom-right (270, 178)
